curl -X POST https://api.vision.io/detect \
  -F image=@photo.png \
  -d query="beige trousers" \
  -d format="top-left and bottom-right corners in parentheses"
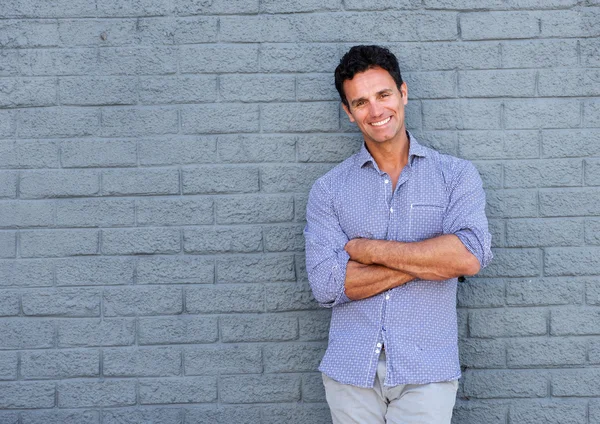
top-left (322, 352), bottom-right (458, 424)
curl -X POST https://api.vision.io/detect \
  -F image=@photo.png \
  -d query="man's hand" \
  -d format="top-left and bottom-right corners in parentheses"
top-left (344, 238), bottom-right (377, 265)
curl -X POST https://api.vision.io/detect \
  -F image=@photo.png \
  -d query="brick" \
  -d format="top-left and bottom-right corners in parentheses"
top-left (96, 46), bottom-right (177, 75)
top-left (457, 309), bottom-right (468, 338)
top-left (297, 134), bottom-right (362, 163)
top-left (472, 161), bottom-right (502, 188)
top-left (58, 318), bottom-right (135, 347)
top-left (299, 310), bottom-right (331, 341)
top-left (96, 0), bottom-right (172, 16)
top-left (453, 401), bottom-right (508, 424)
top-left (262, 102), bottom-right (339, 133)
top-left (423, 100), bottom-right (502, 130)
top-left (184, 406), bottom-right (261, 424)
top-left (302, 373), bottom-right (326, 402)
top-left (507, 337), bottom-right (586, 367)
top-left (0, 110), bottom-right (17, 136)
top-left (0, 140), bottom-right (59, 168)
top-left (541, 188), bottom-right (600, 217)
top-left (264, 224), bottom-right (305, 252)
top-left (59, 77), bottom-right (137, 105)
top-left (216, 195), bottom-right (294, 224)
top-left (0, 382), bottom-right (55, 408)
top-left (0, 259), bottom-right (54, 288)
top-left (508, 217), bottom-right (584, 247)
top-left (586, 159), bottom-right (600, 186)
top-left (262, 404), bottom-right (332, 424)
top-left (186, 284), bottom-right (264, 314)
top-left (218, 134), bottom-right (296, 163)
top-left (505, 99), bottom-right (580, 130)
top-left (139, 136), bottom-right (217, 166)
top-left (462, 369), bottom-right (547, 398)
top-left (137, 198), bottom-right (213, 226)
top-left (266, 282), bottom-right (321, 312)
top-left (184, 345), bottom-right (262, 375)
top-left (0, 291), bottom-right (18, 316)
top-left (552, 369), bottom-right (600, 396)
top-left (217, 255), bottom-right (296, 283)
top-left (460, 338), bottom-right (506, 368)
top-left (551, 307), bottom-right (600, 335)
top-left (0, 0), bottom-right (96, 17)
top-left (459, 70), bottom-right (535, 98)
top-left (103, 347), bottom-right (180, 377)
top-left (138, 316), bottom-right (218, 345)
top-left (221, 375), bottom-right (300, 403)
top-left (588, 339), bottom-right (600, 363)
top-left (220, 74), bottom-right (295, 102)
top-left (138, 17), bottom-right (218, 44)
top-left (21, 229), bottom-right (98, 258)
top-left (0, 320), bottom-right (54, 349)
top-left (461, 12), bottom-right (539, 40)
top-left (181, 104), bottom-right (259, 134)
top-left (295, 194), bottom-right (308, 222)
top-left (546, 247), bottom-right (600, 276)
top-left (0, 232), bottom-right (15, 258)
top-left (420, 41), bottom-right (501, 70)
top-left (23, 288), bottom-right (101, 317)
top-left (540, 8), bottom-right (600, 37)
top-left (0, 20), bottom-right (59, 48)
top-left (260, 44), bottom-right (339, 73)
top-left (20, 169), bottom-right (99, 199)
top-left (140, 377), bottom-right (217, 404)
top-left (485, 189), bottom-right (538, 218)
top-left (297, 74), bottom-right (338, 101)
top-left (539, 69), bottom-right (600, 97)
top-left (543, 129), bottom-right (600, 158)
top-left (21, 349), bottom-right (99, 379)
top-left (174, 0), bottom-right (259, 14)
top-left (0, 50), bottom-right (19, 76)
top-left (102, 228), bottom-right (180, 255)
top-left (262, 164), bottom-right (334, 194)
top-left (509, 400), bottom-right (586, 424)
top-left (103, 408), bottom-right (180, 424)
top-left (61, 139), bottom-right (137, 168)
top-left (18, 107), bottom-right (98, 138)
top-left (506, 278), bottom-right (584, 306)
top-left (221, 315), bottom-right (298, 342)
top-left (22, 411), bottom-right (100, 424)
top-left (18, 48), bottom-right (98, 76)
top-left (58, 18), bottom-right (137, 47)
top-left (409, 131), bottom-right (456, 156)
top-left (457, 278), bottom-right (504, 308)
top-left (426, 0), bottom-right (577, 7)
top-left (136, 256), bottom-right (214, 284)
top-left (140, 75), bottom-right (217, 104)
top-left (584, 99), bottom-right (600, 127)
top-left (404, 71), bottom-right (456, 99)
top-left (0, 352), bottom-right (17, 380)
top-left (502, 39), bottom-right (578, 68)
top-left (56, 257), bottom-right (134, 286)
top-left (264, 343), bottom-right (326, 372)
top-left (56, 198), bottom-right (135, 228)
top-left (104, 286), bottom-right (182, 316)
top-left (261, 0), bottom-right (341, 12)
top-left (101, 107), bottom-right (178, 137)
top-left (59, 380), bottom-right (136, 407)
top-left (179, 45), bottom-right (259, 74)
top-left (103, 168), bottom-right (179, 196)
top-left (586, 219), bottom-right (600, 244)
top-left (581, 39), bottom-right (600, 67)
top-left (586, 279), bottom-right (600, 304)
top-left (469, 308), bottom-right (547, 337)
top-left (0, 172), bottom-right (17, 199)
top-left (0, 77), bottom-right (56, 107)
top-left (477, 248), bottom-right (540, 278)
top-left (488, 218), bottom-right (505, 247)
top-left (182, 166), bottom-right (259, 194)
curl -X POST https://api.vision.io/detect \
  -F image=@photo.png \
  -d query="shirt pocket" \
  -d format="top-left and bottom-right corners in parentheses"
top-left (408, 203), bottom-right (445, 241)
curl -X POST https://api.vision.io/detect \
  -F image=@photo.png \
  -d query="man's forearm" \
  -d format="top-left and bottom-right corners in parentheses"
top-left (345, 234), bottom-right (480, 281)
top-left (344, 260), bottom-right (415, 300)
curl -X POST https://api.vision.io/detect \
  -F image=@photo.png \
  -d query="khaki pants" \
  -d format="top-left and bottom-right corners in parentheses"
top-left (322, 352), bottom-right (458, 424)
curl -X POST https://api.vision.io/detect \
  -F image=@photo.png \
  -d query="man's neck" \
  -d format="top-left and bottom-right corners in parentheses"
top-left (364, 132), bottom-right (410, 175)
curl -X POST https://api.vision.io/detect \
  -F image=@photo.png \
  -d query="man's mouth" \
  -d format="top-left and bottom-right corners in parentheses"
top-left (370, 117), bottom-right (391, 127)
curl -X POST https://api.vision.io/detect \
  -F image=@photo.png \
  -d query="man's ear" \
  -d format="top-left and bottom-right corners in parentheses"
top-left (342, 103), bottom-right (355, 123)
top-left (400, 82), bottom-right (408, 105)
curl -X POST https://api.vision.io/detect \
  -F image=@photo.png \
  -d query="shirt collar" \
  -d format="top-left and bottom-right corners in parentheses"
top-left (356, 131), bottom-right (428, 170)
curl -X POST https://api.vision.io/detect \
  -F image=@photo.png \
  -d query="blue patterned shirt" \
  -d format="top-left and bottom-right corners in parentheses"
top-left (304, 133), bottom-right (492, 388)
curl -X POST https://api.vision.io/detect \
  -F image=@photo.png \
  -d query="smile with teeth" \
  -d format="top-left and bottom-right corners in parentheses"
top-left (370, 117), bottom-right (391, 127)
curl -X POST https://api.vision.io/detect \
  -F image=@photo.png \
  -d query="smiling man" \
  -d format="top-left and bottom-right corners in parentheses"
top-left (304, 45), bottom-right (493, 423)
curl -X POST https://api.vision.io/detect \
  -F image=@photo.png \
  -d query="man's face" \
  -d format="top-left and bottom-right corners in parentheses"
top-left (341, 67), bottom-right (408, 146)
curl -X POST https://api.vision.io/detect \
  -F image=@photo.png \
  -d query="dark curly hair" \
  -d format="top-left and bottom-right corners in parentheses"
top-left (334, 45), bottom-right (403, 108)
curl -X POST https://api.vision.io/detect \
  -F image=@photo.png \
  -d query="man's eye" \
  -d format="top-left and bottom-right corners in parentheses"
top-left (381, 93), bottom-right (390, 98)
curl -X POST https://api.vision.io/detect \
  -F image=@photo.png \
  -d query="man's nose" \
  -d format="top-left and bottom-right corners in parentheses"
top-left (368, 101), bottom-right (384, 117)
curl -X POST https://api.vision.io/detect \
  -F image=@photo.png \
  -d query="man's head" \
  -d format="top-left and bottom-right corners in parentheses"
top-left (334, 45), bottom-right (403, 109)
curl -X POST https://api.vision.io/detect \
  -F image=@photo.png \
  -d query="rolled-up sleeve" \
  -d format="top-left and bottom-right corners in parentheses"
top-left (443, 161), bottom-right (493, 269)
top-left (304, 179), bottom-right (351, 308)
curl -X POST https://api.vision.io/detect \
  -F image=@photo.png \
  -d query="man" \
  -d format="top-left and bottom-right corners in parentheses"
top-left (304, 45), bottom-right (492, 423)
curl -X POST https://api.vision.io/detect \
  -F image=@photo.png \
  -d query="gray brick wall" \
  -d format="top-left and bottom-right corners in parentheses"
top-left (0, 0), bottom-right (598, 422)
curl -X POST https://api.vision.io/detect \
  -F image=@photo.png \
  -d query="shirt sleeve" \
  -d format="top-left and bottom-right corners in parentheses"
top-left (443, 160), bottom-right (493, 269)
top-left (303, 179), bottom-right (352, 308)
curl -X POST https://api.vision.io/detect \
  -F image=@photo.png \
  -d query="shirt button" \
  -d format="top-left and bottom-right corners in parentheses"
top-left (385, 295), bottom-right (390, 300)
top-left (384, 179), bottom-right (389, 184)
top-left (377, 343), bottom-right (382, 348)
top-left (390, 208), bottom-right (394, 213)
top-left (375, 349), bottom-right (380, 354)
